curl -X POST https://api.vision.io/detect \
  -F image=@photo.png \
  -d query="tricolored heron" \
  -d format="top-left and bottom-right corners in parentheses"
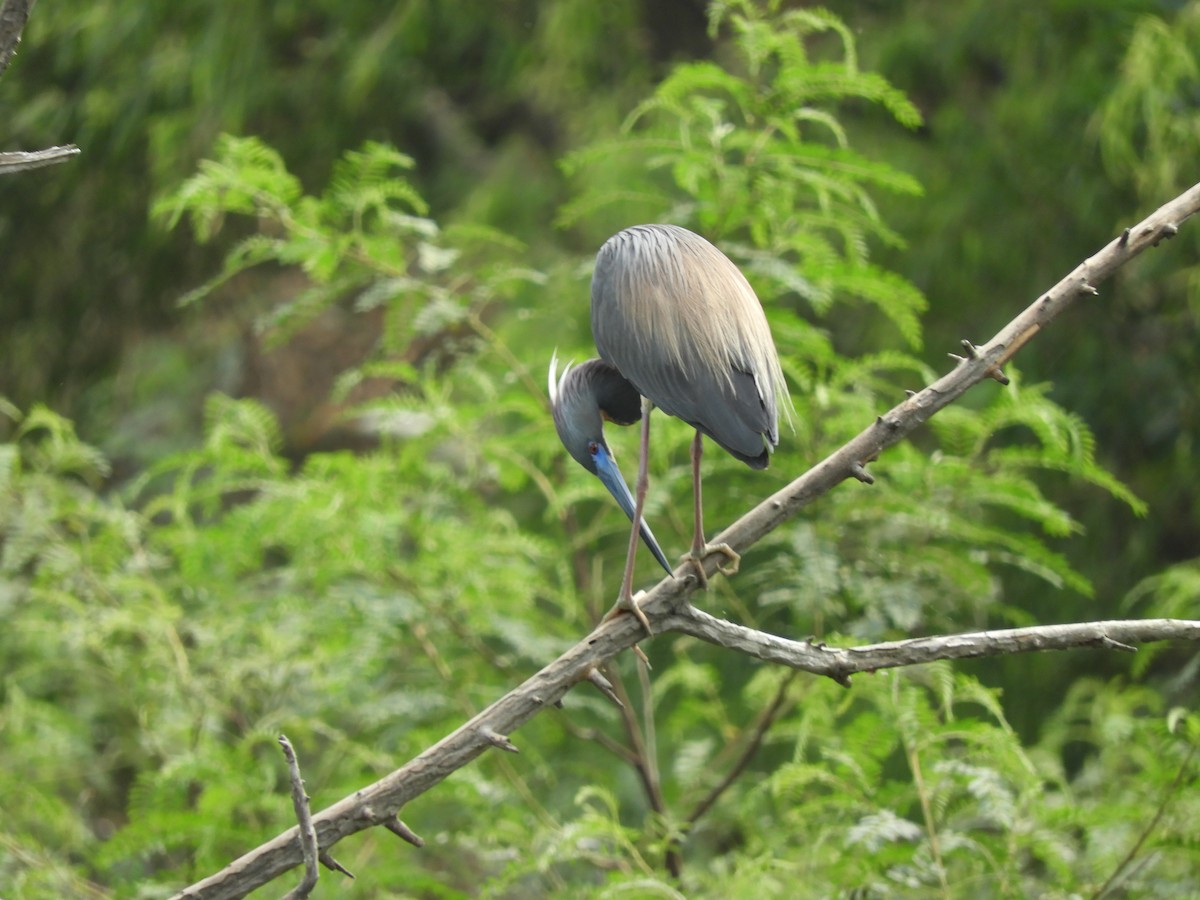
top-left (550, 223), bottom-right (789, 631)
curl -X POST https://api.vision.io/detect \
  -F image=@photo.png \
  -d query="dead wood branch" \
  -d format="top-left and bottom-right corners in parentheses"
top-left (0, 144), bottom-right (80, 175)
top-left (0, 2), bottom-right (81, 173)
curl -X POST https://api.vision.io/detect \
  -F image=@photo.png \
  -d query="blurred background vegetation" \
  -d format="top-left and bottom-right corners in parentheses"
top-left (1, 0), bottom-right (1198, 896)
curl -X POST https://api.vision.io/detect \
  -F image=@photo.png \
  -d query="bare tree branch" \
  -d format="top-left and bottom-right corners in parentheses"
top-left (664, 609), bottom-right (1200, 679)
top-left (0, 144), bottom-right (80, 175)
top-left (0, 2), bottom-right (80, 173)
top-left (278, 736), bottom-right (320, 900)
top-left (0, 0), bottom-right (34, 80)
top-left (173, 182), bottom-right (1200, 899)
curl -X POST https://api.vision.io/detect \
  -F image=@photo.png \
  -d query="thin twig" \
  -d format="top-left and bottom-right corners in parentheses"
top-left (1090, 741), bottom-right (1199, 899)
top-left (559, 721), bottom-right (642, 765)
top-left (278, 736), bottom-right (320, 900)
top-left (634, 657), bottom-right (683, 878)
top-left (686, 671), bottom-right (797, 826)
top-left (606, 662), bottom-right (669, 819)
top-left (905, 738), bottom-right (950, 899)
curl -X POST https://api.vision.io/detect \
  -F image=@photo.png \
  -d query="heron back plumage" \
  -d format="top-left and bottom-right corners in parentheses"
top-left (591, 224), bottom-right (788, 469)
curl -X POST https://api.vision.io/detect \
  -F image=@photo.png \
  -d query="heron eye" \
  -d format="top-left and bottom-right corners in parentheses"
top-left (587, 441), bottom-right (601, 456)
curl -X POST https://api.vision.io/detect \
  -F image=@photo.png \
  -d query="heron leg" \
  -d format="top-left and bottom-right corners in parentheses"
top-left (606, 396), bottom-right (654, 635)
top-left (683, 431), bottom-right (741, 587)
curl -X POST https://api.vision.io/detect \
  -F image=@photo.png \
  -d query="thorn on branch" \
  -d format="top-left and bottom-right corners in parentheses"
top-left (849, 462), bottom-right (874, 485)
top-left (384, 816), bottom-right (426, 848)
top-left (318, 853), bottom-right (354, 879)
top-left (1154, 222), bottom-right (1179, 246)
top-left (479, 726), bottom-right (520, 753)
top-left (904, 389), bottom-right (917, 398)
top-left (1097, 635), bottom-right (1138, 653)
top-left (1080, 280), bottom-right (1099, 296)
top-left (1118, 227), bottom-right (1131, 248)
top-left (585, 668), bottom-right (624, 708)
top-left (803, 639), bottom-right (852, 684)
top-left (947, 352), bottom-right (966, 364)
top-left (958, 339), bottom-right (1009, 384)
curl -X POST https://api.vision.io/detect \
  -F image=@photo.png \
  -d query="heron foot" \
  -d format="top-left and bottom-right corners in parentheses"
top-left (683, 542), bottom-right (741, 588)
top-left (603, 589), bottom-right (654, 637)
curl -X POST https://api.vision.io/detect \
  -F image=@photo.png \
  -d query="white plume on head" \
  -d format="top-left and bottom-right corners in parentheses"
top-left (548, 350), bottom-right (577, 407)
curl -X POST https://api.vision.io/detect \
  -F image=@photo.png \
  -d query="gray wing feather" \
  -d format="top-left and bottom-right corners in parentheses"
top-left (626, 358), bottom-right (774, 467)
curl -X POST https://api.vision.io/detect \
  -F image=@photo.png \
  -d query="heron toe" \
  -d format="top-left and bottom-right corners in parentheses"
top-left (683, 541), bottom-right (741, 588)
top-left (604, 589), bottom-right (654, 636)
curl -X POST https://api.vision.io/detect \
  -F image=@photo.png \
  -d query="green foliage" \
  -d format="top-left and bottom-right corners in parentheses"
top-left (561, 0), bottom-right (926, 349)
top-left (1, 0), bottom-right (620, 411)
top-left (1121, 561), bottom-right (1200, 679)
top-left (815, 0), bottom-right (1199, 650)
top-left (1, 406), bottom-right (169, 895)
top-left (1095, 2), bottom-right (1200, 200)
top-left (1093, 0), bottom-right (1200, 323)
top-left (153, 136), bottom-right (543, 357)
top-left (0, 389), bottom-right (561, 895)
top-left (480, 668), bottom-right (1199, 898)
top-left (3, 1), bottom-right (1197, 898)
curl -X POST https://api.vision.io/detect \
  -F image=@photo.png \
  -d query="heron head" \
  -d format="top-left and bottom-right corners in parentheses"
top-left (548, 353), bottom-right (672, 574)
top-left (548, 355), bottom-right (640, 473)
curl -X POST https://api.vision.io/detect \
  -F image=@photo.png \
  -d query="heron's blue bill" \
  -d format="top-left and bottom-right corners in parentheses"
top-left (592, 445), bottom-right (673, 575)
